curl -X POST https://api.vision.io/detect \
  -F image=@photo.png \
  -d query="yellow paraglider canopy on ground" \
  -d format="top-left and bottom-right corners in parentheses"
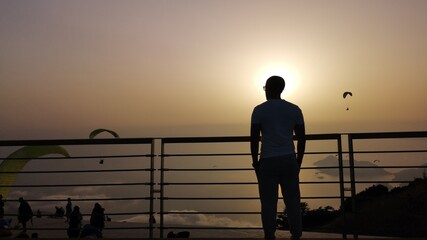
top-left (0, 146), bottom-right (70, 199)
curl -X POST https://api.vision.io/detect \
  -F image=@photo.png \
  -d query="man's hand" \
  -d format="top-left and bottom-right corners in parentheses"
top-left (250, 123), bottom-right (261, 174)
top-left (294, 124), bottom-right (306, 169)
top-left (252, 161), bottom-right (260, 173)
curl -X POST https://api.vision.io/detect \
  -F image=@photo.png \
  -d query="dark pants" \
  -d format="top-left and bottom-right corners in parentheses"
top-left (257, 154), bottom-right (302, 240)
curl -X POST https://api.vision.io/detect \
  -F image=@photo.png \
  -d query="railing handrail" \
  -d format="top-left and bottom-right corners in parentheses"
top-left (161, 133), bottom-right (342, 144)
top-left (349, 131), bottom-right (427, 139)
top-left (0, 137), bottom-right (154, 146)
top-left (1, 131), bottom-right (426, 145)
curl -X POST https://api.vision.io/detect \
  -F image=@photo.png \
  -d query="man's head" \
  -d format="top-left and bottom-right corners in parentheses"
top-left (265, 76), bottom-right (285, 98)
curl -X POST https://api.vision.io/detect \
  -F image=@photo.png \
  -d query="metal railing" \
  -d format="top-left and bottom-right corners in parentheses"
top-left (0, 138), bottom-right (156, 238)
top-left (159, 134), bottom-right (350, 238)
top-left (0, 131), bottom-right (426, 239)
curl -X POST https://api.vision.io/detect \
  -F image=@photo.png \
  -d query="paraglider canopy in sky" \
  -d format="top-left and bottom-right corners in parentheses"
top-left (343, 91), bottom-right (353, 99)
top-left (343, 91), bottom-right (353, 111)
top-left (89, 129), bottom-right (120, 139)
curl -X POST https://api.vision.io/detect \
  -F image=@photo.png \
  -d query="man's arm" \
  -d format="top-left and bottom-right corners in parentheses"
top-left (294, 123), bottom-right (306, 168)
top-left (250, 123), bottom-right (261, 170)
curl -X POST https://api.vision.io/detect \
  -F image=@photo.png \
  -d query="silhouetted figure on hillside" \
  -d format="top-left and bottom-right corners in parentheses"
top-left (18, 197), bottom-right (33, 232)
top-left (251, 76), bottom-right (306, 240)
top-left (90, 203), bottom-right (105, 231)
top-left (0, 194), bottom-right (4, 219)
top-left (65, 198), bottom-right (72, 222)
top-left (67, 206), bottom-right (82, 238)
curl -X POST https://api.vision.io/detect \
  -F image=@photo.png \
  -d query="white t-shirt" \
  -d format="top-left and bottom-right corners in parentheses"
top-left (251, 99), bottom-right (304, 159)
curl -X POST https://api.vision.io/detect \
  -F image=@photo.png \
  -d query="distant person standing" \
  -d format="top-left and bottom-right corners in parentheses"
top-left (250, 76), bottom-right (306, 240)
top-left (0, 194), bottom-right (4, 219)
top-left (65, 198), bottom-right (72, 222)
top-left (67, 206), bottom-right (82, 238)
top-left (18, 197), bottom-right (33, 232)
top-left (90, 203), bottom-right (105, 231)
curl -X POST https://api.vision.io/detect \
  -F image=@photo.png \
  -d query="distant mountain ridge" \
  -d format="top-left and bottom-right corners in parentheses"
top-left (313, 155), bottom-right (426, 182)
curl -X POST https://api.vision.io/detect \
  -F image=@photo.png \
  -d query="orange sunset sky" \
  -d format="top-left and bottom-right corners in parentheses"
top-left (1, 0), bottom-right (427, 140)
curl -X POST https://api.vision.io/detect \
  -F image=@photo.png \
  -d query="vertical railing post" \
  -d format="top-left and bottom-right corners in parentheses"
top-left (337, 135), bottom-right (347, 239)
top-left (159, 139), bottom-right (165, 239)
top-left (348, 134), bottom-right (358, 239)
top-left (149, 138), bottom-right (155, 239)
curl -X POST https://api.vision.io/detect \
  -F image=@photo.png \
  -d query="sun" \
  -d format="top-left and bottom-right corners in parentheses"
top-left (254, 65), bottom-right (300, 98)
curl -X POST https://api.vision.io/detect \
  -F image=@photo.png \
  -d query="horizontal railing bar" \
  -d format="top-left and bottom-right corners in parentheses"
top-left (349, 131), bottom-right (427, 139)
top-left (3, 165), bottom-right (423, 174)
top-left (163, 168), bottom-right (251, 171)
top-left (0, 154), bottom-right (152, 160)
top-left (5, 212), bottom-right (152, 217)
top-left (161, 181), bottom-right (341, 185)
top-left (354, 180), bottom-right (415, 183)
top-left (6, 197), bottom-right (151, 202)
top-left (104, 226), bottom-right (152, 229)
top-left (12, 227), bottom-right (311, 234)
top-left (93, 212), bottom-right (151, 216)
top-left (1, 132), bottom-right (424, 145)
top-left (161, 150), bottom-right (426, 157)
top-left (0, 138), bottom-right (155, 146)
top-left (162, 197), bottom-right (257, 200)
top-left (162, 136), bottom-right (251, 143)
top-left (160, 226), bottom-right (263, 230)
top-left (351, 165), bottom-right (427, 169)
top-left (161, 211), bottom-right (260, 214)
top-left (160, 196), bottom-right (341, 200)
top-left (0, 183), bottom-right (151, 188)
top-left (161, 165), bottom-right (427, 172)
top-left (161, 151), bottom-right (341, 157)
top-left (162, 153), bottom-right (250, 157)
top-left (162, 134), bottom-right (341, 144)
top-left (0, 168), bottom-right (153, 174)
top-left (18, 226), bottom-right (152, 231)
top-left (350, 150), bottom-right (427, 154)
top-left (161, 182), bottom-right (259, 185)
top-left (161, 180), bottom-right (416, 185)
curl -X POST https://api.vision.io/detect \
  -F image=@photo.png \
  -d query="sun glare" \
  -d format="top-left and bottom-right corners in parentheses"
top-left (254, 65), bottom-right (300, 98)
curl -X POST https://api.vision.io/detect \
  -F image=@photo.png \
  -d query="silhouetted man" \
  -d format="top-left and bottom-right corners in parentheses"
top-left (251, 76), bottom-right (306, 240)
top-left (90, 203), bottom-right (105, 231)
top-left (65, 198), bottom-right (72, 222)
top-left (18, 197), bottom-right (33, 232)
top-left (68, 206), bottom-right (82, 238)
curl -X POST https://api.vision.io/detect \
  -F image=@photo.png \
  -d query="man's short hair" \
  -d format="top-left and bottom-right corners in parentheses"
top-left (265, 76), bottom-right (285, 93)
